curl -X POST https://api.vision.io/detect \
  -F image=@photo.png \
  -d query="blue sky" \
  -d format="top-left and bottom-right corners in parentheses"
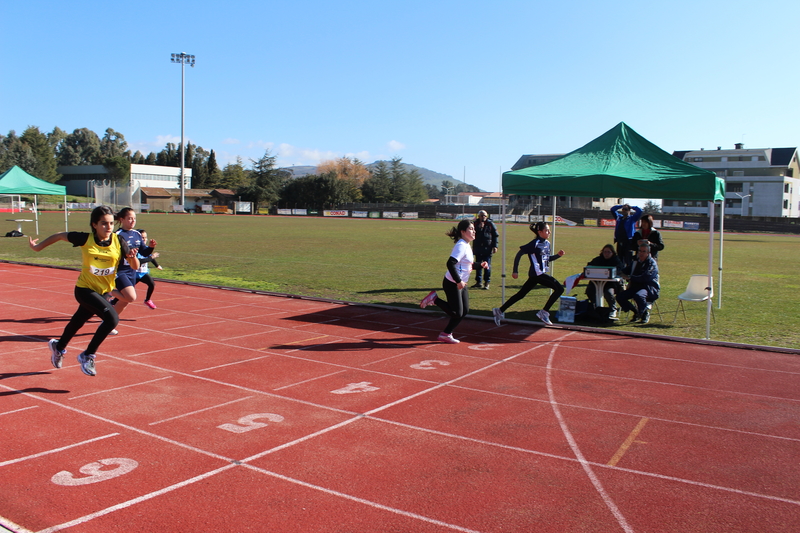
top-left (2, 0), bottom-right (799, 195)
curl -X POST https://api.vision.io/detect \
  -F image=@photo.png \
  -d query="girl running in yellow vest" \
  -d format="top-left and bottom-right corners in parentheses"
top-left (29, 205), bottom-right (139, 376)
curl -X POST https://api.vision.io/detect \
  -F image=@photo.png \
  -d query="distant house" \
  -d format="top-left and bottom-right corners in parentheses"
top-left (670, 144), bottom-right (800, 217)
top-left (140, 188), bottom-right (213, 213)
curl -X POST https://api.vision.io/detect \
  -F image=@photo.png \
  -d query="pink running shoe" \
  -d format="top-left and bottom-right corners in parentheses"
top-left (437, 332), bottom-right (460, 344)
top-left (145, 300), bottom-right (157, 309)
top-left (420, 290), bottom-right (437, 309)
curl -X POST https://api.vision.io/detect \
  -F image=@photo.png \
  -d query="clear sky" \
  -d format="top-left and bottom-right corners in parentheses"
top-left (2, 0), bottom-right (798, 194)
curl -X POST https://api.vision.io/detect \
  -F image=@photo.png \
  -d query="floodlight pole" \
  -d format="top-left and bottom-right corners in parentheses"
top-left (171, 52), bottom-right (195, 208)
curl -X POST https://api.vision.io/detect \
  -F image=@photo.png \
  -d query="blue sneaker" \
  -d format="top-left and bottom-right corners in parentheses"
top-left (48, 339), bottom-right (65, 369)
top-left (77, 352), bottom-right (96, 377)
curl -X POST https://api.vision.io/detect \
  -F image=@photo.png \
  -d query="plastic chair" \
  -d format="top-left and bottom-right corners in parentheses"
top-left (673, 275), bottom-right (714, 323)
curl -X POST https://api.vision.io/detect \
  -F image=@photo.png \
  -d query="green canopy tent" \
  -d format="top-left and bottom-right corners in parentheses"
top-left (0, 165), bottom-right (68, 235)
top-left (501, 122), bottom-right (726, 338)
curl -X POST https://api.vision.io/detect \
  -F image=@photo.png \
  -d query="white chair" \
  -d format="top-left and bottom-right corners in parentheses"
top-left (673, 275), bottom-right (714, 323)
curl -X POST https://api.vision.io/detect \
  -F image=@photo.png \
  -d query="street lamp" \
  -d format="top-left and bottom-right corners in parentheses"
top-left (734, 192), bottom-right (751, 217)
top-left (171, 52), bottom-right (196, 208)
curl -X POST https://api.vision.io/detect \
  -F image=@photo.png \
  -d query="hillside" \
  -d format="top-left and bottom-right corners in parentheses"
top-left (280, 161), bottom-right (482, 191)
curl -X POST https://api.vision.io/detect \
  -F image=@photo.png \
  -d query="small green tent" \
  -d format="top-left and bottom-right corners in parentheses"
top-left (0, 165), bottom-right (68, 234)
top-left (0, 165), bottom-right (67, 196)
top-left (500, 123), bottom-right (724, 339)
top-left (502, 122), bottom-right (725, 201)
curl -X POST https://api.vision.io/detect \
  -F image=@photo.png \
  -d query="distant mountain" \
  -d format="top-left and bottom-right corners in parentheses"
top-left (280, 161), bottom-right (482, 192)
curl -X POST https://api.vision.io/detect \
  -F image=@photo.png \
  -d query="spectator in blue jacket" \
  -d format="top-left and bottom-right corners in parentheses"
top-left (611, 203), bottom-right (642, 267)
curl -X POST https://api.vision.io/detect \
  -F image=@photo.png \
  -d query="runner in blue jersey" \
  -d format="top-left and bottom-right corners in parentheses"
top-left (111, 207), bottom-right (156, 333)
top-left (492, 221), bottom-right (565, 326)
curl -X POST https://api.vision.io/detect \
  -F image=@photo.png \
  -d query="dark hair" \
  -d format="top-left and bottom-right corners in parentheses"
top-left (137, 228), bottom-right (146, 234)
top-left (445, 219), bottom-right (473, 243)
top-left (89, 205), bottom-right (115, 234)
top-left (529, 221), bottom-right (548, 235)
top-left (116, 207), bottom-right (135, 221)
top-left (601, 244), bottom-right (616, 255)
top-left (640, 214), bottom-right (653, 227)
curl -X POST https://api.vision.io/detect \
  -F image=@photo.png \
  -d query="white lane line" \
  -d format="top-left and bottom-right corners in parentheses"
top-left (148, 396), bottom-right (255, 426)
top-left (0, 433), bottom-right (119, 467)
top-left (272, 370), bottom-right (348, 391)
top-left (37, 464), bottom-right (238, 533)
top-left (0, 405), bottom-right (39, 417)
top-left (243, 464), bottom-right (484, 533)
top-left (68, 377), bottom-right (173, 400)
top-left (193, 354), bottom-right (272, 373)
top-left (545, 340), bottom-right (635, 533)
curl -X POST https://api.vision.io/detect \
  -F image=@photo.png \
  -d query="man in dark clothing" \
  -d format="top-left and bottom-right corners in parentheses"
top-left (617, 245), bottom-right (660, 324)
top-left (471, 210), bottom-right (498, 290)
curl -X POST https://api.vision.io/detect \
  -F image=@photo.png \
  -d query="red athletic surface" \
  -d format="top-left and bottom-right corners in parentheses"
top-left (1, 262), bottom-right (799, 533)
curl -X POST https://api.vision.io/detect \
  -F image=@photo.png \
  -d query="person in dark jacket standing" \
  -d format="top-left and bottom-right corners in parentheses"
top-left (471, 210), bottom-right (498, 290)
top-left (617, 245), bottom-right (660, 324)
top-left (629, 214), bottom-right (665, 261)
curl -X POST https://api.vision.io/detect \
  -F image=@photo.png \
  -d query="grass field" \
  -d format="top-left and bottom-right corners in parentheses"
top-left (3, 211), bottom-right (799, 350)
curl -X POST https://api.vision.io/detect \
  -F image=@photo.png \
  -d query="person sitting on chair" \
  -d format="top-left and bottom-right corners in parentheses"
top-left (585, 244), bottom-right (624, 317)
top-left (617, 244), bottom-right (660, 324)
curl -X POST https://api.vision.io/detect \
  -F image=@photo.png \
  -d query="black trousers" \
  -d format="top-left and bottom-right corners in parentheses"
top-left (56, 286), bottom-right (119, 355)
top-left (434, 277), bottom-right (470, 334)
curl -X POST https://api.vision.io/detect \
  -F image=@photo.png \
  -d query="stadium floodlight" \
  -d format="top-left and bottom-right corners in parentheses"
top-left (170, 52), bottom-right (196, 208)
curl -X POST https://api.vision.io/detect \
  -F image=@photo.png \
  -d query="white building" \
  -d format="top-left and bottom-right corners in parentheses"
top-left (667, 145), bottom-right (800, 217)
top-left (57, 164), bottom-right (192, 200)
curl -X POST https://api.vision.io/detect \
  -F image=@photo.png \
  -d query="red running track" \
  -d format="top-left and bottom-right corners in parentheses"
top-left (1, 262), bottom-right (799, 532)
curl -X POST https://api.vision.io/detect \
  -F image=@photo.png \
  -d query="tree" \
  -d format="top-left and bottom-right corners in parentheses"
top-left (20, 126), bottom-right (59, 182)
top-left (280, 172), bottom-right (358, 210)
top-left (103, 156), bottom-right (131, 184)
top-left (643, 200), bottom-right (662, 214)
top-left (361, 160), bottom-right (392, 202)
top-left (218, 157), bottom-right (248, 189)
top-left (190, 146), bottom-right (210, 189)
top-left (100, 128), bottom-right (130, 159)
top-left (0, 130), bottom-right (37, 174)
top-left (238, 150), bottom-right (288, 212)
top-left (389, 157), bottom-right (427, 203)
top-left (57, 128), bottom-right (102, 166)
top-left (207, 149), bottom-right (221, 184)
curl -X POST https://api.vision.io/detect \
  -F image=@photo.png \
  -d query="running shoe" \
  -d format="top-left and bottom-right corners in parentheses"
top-left (144, 300), bottom-right (157, 309)
top-left (536, 309), bottom-right (553, 326)
top-left (492, 307), bottom-right (504, 326)
top-left (110, 329), bottom-right (119, 335)
top-left (420, 290), bottom-right (437, 309)
top-left (77, 352), bottom-right (96, 377)
top-left (48, 339), bottom-right (65, 369)
top-left (640, 309), bottom-right (651, 324)
top-left (629, 313), bottom-right (640, 323)
top-left (437, 332), bottom-right (460, 344)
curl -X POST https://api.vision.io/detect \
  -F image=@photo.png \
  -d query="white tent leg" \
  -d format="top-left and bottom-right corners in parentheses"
top-left (718, 200), bottom-right (724, 308)
top-left (64, 195), bottom-right (69, 232)
top-left (706, 201), bottom-right (715, 339)
top-left (34, 195), bottom-right (39, 235)
top-left (500, 196), bottom-right (507, 305)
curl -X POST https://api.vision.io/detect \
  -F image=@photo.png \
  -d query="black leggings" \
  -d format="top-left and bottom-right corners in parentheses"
top-left (136, 273), bottom-right (156, 301)
top-left (55, 286), bottom-right (120, 355)
top-left (434, 277), bottom-right (469, 334)
top-left (500, 273), bottom-right (564, 313)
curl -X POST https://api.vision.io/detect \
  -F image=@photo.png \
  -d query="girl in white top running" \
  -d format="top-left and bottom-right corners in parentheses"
top-left (420, 219), bottom-right (488, 343)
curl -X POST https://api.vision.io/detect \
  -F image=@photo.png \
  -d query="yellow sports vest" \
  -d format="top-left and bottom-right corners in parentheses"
top-left (76, 233), bottom-right (122, 295)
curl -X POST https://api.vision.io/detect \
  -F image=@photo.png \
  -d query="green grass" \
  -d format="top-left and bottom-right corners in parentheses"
top-left (4, 212), bottom-right (799, 350)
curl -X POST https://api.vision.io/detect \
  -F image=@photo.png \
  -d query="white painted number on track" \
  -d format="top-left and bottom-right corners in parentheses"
top-left (51, 458), bottom-right (138, 486)
top-left (331, 382), bottom-right (380, 394)
top-left (218, 413), bottom-right (285, 433)
top-left (410, 360), bottom-right (451, 370)
top-left (468, 342), bottom-right (502, 351)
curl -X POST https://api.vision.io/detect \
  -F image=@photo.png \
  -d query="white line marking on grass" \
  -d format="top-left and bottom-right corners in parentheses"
top-left (148, 396), bottom-right (255, 425)
top-left (68, 377), bottom-right (173, 400)
top-left (0, 433), bottom-right (119, 467)
top-left (37, 464), bottom-right (238, 533)
top-left (243, 464), bottom-right (483, 533)
top-left (545, 339), bottom-right (635, 533)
